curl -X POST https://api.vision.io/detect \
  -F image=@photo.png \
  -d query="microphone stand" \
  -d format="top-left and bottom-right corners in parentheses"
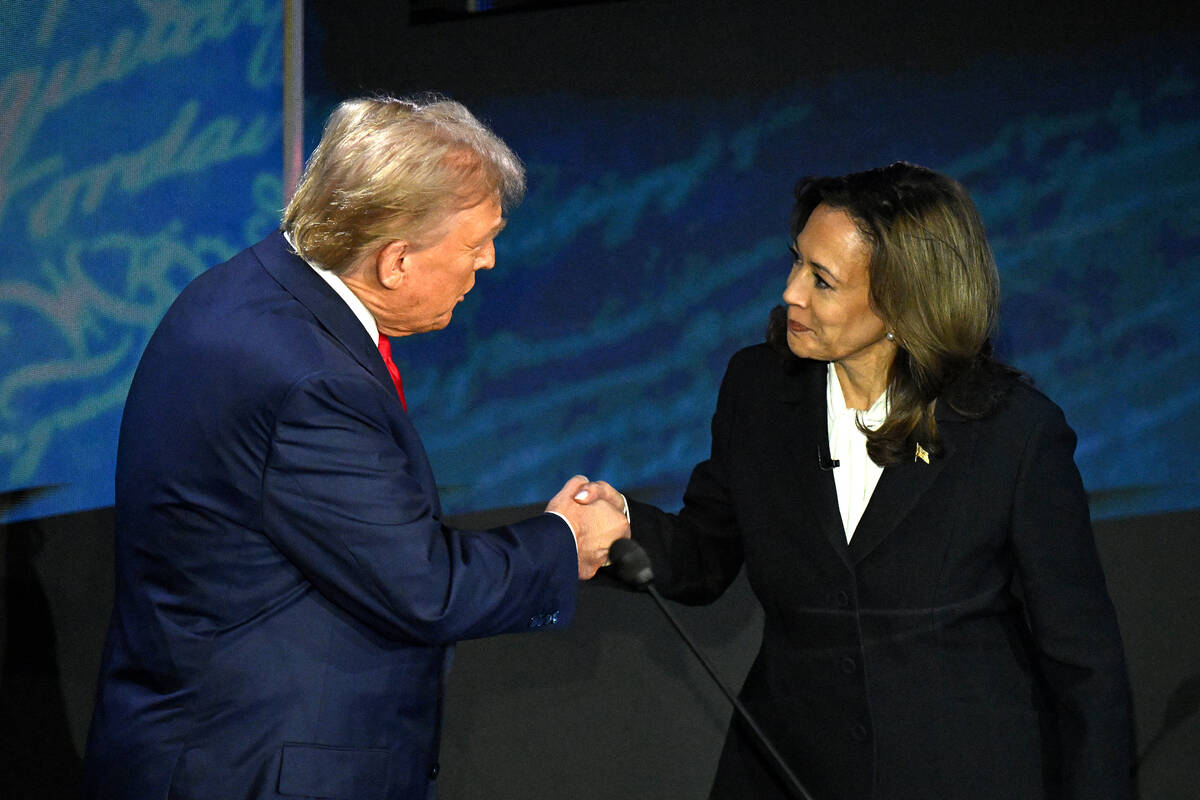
top-left (642, 583), bottom-right (817, 800)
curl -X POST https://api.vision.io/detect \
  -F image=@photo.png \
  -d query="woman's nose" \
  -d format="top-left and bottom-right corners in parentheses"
top-left (783, 272), bottom-right (807, 307)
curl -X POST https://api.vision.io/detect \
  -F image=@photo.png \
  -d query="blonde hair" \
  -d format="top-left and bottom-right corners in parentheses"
top-left (283, 95), bottom-right (526, 273)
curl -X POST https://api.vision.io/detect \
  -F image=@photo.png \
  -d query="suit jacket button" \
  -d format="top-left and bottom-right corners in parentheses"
top-left (430, 762), bottom-right (440, 779)
top-left (839, 656), bottom-right (856, 674)
top-left (835, 591), bottom-right (849, 607)
top-left (851, 724), bottom-right (869, 742)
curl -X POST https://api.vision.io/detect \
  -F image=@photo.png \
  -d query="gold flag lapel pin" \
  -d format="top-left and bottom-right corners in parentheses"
top-left (914, 443), bottom-right (930, 464)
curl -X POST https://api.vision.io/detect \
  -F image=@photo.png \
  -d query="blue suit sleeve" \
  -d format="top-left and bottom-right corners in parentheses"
top-left (260, 371), bottom-right (577, 644)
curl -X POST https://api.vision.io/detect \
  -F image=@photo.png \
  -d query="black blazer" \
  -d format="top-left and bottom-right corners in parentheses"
top-left (630, 344), bottom-right (1132, 800)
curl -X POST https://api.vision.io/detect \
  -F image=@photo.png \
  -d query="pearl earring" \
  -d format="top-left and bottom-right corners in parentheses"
top-left (885, 331), bottom-right (896, 341)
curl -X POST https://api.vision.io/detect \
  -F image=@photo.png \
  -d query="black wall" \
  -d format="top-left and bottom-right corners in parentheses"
top-left (308, 0), bottom-right (1199, 101)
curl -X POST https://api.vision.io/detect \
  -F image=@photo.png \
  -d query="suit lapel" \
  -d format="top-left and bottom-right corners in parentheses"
top-left (252, 231), bottom-right (397, 397)
top-left (846, 407), bottom-right (970, 564)
top-left (777, 360), bottom-right (851, 563)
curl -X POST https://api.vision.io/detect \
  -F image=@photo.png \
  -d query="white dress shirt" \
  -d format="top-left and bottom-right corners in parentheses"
top-left (284, 232), bottom-right (379, 342)
top-left (826, 362), bottom-right (889, 542)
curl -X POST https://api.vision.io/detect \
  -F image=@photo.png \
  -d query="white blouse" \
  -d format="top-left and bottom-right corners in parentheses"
top-left (826, 362), bottom-right (889, 542)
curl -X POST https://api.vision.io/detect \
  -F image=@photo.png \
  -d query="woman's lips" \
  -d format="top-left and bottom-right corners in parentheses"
top-left (788, 319), bottom-right (810, 333)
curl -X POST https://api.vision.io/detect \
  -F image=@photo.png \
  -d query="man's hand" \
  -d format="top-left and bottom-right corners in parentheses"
top-left (547, 475), bottom-right (630, 579)
top-left (570, 479), bottom-right (626, 515)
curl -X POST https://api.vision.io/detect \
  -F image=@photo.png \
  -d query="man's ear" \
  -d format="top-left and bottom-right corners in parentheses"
top-left (376, 240), bottom-right (410, 290)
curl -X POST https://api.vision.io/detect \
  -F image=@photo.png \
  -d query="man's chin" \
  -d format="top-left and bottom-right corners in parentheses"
top-left (427, 311), bottom-right (453, 331)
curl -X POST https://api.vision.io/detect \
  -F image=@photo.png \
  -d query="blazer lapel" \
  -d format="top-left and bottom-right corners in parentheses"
top-left (846, 406), bottom-right (970, 564)
top-left (778, 360), bottom-right (851, 563)
top-left (252, 231), bottom-right (397, 396)
top-left (250, 232), bottom-right (441, 519)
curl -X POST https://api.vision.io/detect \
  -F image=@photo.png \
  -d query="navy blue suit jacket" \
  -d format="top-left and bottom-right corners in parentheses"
top-left (83, 232), bottom-right (577, 800)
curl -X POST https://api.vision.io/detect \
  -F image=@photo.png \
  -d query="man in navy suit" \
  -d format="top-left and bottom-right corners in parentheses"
top-left (83, 96), bottom-right (629, 800)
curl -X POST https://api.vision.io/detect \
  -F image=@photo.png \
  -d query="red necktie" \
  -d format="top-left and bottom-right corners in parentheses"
top-left (376, 333), bottom-right (407, 410)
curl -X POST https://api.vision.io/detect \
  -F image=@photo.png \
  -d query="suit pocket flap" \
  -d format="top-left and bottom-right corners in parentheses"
top-left (278, 742), bottom-right (390, 799)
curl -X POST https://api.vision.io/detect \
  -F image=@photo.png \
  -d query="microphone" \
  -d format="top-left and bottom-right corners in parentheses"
top-left (610, 538), bottom-right (653, 587)
top-left (607, 539), bottom-right (817, 800)
top-left (816, 443), bottom-right (839, 471)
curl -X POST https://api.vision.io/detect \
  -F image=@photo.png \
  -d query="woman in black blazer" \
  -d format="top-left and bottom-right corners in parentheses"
top-left (584, 163), bottom-right (1133, 799)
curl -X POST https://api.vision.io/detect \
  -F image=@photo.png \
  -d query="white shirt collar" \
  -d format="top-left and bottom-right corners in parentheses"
top-left (283, 231), bottom-right (379, 342)
top-left (826, 362), bottom-right (889, 430)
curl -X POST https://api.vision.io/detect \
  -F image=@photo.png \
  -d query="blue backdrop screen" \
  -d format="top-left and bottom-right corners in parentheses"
top-left (1, 4), bottom-right (1195, 523)
top-left (389, 40), bottom-right (1200, 522)
top-left (1, 1), bottom-right (282, 521)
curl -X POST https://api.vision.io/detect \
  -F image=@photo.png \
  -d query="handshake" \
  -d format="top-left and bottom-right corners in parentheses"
top-left (546, 475), bottom-right (630, 579)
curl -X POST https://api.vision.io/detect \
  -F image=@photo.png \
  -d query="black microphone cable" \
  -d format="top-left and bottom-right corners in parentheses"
top-left (608, 538), bottom-right (817, 800)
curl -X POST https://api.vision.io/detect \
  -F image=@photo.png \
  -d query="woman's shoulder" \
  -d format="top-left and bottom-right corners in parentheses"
top-left (716, 345), bottom-right (825, 411)
top-left (728, 342), bottom-right (822, 377)
top-left (959, 366), bottom-right (1072, 436)
top-left (997, 374), bottom-right (1070, 423)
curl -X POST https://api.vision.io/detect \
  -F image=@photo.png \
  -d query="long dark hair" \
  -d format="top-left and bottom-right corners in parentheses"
top-left (768, 162), bottom-right (1019, 465)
